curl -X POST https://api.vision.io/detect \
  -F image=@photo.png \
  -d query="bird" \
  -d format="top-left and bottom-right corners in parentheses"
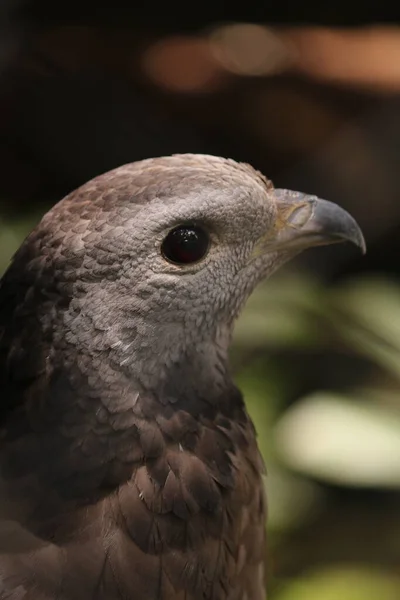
top-left (0, 154), bottom-right (365, 600)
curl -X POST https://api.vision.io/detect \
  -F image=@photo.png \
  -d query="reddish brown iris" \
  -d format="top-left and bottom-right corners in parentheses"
top-left (161, 225), bottom-right (209, 265)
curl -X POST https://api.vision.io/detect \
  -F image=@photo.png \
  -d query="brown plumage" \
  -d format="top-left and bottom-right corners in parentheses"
top-left (0, 155), bottom-right (364, 599)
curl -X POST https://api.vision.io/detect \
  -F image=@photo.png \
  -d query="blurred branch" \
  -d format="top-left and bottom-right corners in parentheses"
top-left (142, 24), bottom-right (400, 94)
top-left (280, 26), bottom-right (400, 93)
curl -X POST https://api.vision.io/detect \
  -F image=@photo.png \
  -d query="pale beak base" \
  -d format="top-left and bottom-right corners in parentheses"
top-left (270, 189), bottom-right (366, 254)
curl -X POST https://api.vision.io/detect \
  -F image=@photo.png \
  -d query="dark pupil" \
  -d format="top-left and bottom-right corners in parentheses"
top-left (162, 225), bottom-right (209, 264)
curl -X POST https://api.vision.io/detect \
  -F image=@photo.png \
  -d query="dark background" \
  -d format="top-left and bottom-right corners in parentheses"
top-left (1, 2), bottom-right (400, 598)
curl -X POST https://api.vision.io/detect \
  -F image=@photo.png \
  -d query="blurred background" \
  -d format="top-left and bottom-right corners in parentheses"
top-left (1, 1), bottom-right (400, 598)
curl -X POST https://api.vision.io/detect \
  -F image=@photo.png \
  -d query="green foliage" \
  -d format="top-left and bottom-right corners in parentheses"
top-left (273, 567), bottom-right (400, 600)
top-left (234, 271), bottom-right (400, 598)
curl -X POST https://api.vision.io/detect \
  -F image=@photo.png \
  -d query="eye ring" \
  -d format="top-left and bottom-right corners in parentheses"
top-left (161, 225), bottom-right (210, 265)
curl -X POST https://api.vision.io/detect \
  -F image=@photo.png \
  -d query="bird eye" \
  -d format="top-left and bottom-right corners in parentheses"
top-left (161, 225), bottom-right (210, 265)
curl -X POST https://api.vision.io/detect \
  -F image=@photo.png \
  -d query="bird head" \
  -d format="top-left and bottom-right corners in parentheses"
top-left (17, 154), bottom-right (364, 391)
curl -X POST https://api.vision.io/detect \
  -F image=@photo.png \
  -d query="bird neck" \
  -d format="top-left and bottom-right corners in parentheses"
top-left (1, 327), bottom-right (249, 532)
top-left (126, 329), bottom-right (233, 399)
top-left (62, 290), bottom-right (235, 399)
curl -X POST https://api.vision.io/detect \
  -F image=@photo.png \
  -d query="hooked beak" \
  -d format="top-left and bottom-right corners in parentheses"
top-left (265, 189), bottom-right (366, 254)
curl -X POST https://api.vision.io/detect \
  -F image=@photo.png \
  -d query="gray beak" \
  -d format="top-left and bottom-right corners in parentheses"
top-left (271, 189), bottom-right (366, 254)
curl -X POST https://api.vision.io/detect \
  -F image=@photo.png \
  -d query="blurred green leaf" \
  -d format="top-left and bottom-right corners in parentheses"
top-left (233, 273), bottom-right (325, 349)
top-left (328, 278), bottom-right (400, 378)
top-left (274, 391), bottom-right (400, 488)
top-left (0, 217), bottom-right (38, 274)
top-left (272, 567), bottom-right (400, 600)
top-left (263, 467), bottom-right (324, 532)
top-left (235, 358), bottom-right (287, 459)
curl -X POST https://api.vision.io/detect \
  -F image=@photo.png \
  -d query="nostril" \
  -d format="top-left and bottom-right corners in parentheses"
top-left (285, 203), bottom-right (313, 228)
